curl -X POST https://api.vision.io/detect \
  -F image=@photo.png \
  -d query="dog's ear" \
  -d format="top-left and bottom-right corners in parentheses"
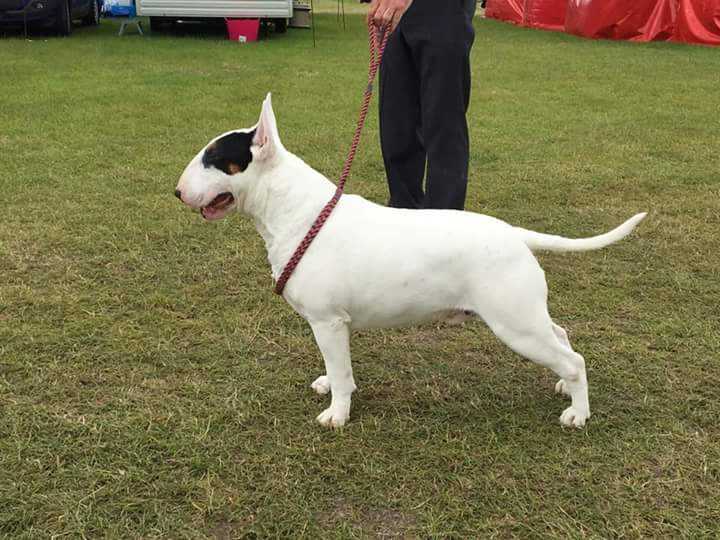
top-left (252, 93), bottom-right (281, 161)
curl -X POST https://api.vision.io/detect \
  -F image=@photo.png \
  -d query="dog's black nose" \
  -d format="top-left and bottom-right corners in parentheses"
top-left (174, 189), bottom-right (182, 200)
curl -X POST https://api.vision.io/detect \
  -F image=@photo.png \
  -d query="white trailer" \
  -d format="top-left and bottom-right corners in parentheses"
top-left (137, 0), bottom-right (294, 31)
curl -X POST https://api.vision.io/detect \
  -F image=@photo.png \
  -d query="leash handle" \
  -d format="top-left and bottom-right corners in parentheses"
top-left (274, 22), bottom-right (390, 296)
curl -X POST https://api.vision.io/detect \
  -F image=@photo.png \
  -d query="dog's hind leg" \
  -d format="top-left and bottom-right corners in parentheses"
top-left (551, 322), bottom-right (575, 398)
top-left (473, 264), bottom-right (591, 427)
top-left (488, 313), bottom-right (590, 427)
top-left (310, 319), bottom-right (356, 428)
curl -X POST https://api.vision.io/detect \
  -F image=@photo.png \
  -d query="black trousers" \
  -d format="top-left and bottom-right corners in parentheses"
top-left (379, 0), bottom-right (475, 210)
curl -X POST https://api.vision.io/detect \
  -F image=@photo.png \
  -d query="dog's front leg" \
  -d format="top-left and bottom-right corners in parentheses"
top-left (310, 319), bottom-right (355, 428)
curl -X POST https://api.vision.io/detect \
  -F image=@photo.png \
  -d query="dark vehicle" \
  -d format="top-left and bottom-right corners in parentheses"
top-left (0, 0), bottom-right (100, 36)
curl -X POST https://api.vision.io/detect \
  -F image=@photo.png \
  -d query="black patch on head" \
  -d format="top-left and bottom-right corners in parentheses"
top-left (202, 130), bottom-right (256, 175)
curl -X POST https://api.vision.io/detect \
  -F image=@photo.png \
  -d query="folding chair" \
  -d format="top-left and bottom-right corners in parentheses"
top-left (117, 0), bottom-right (143, 36)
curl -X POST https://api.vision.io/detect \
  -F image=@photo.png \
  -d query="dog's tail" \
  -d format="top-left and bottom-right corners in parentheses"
top-left (515, 212), bottom-right (647, 253)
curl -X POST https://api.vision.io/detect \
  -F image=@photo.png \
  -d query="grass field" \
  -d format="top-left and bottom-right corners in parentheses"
top-left (1, 10), bottom-right (719, 539)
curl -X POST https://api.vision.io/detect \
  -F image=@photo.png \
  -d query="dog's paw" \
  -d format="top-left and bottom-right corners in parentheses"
top-left (311, 375), bottom-right (331, 395)
top-left (316, 406), bottom-right (349, 429)
top-left (559, 406), bottom-right (590, 428)
top-left (555, 379), bottom-right (571, 397)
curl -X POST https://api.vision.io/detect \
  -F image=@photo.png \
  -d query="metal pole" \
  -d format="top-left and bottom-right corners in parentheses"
top-left (310, 0), bottom-right (316, 48)
top-left (23, 0), bottom-right (28, 39)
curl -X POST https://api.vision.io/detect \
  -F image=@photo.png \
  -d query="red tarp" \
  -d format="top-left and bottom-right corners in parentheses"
top-left (524, 0), bottom-right (567, 31)
top-left (485, 0), bottom-right (525, 25)
top-left (485, 0), bottom-right (720, 46)
top-left (485, 0), bottom-right (566, 29)
top-left (564, 0), bottom-right (677, 41)
top-left (674, 0), bottom-right (720, 45)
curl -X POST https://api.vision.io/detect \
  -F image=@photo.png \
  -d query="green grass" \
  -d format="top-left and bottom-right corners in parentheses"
top-left (1, 13), bottom-right (719, 538)
top-left (314, 0), bottom-right (369, 15)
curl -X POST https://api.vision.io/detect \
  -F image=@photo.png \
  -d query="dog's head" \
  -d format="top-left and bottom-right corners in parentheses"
top-left (175, 93), bottom-right (282, 221)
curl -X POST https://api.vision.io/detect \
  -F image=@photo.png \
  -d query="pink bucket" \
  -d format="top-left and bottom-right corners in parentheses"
top-left (226, 18), bottom-right (260, 42)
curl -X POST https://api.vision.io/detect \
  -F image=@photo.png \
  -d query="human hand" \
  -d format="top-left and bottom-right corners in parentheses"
top-left (367, 0), bottom-right (413, 32)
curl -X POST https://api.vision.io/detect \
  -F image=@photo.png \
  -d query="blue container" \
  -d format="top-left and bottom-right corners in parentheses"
top-left (109, 4), bottom-right (135, 16)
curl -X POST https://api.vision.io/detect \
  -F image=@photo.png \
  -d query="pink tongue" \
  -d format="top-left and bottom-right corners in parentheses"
top-left (202, 207), bottom-right (221, 220)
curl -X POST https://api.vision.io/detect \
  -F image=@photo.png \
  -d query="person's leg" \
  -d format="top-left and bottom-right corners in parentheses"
top-left (379, 24), bottom-right (426, 209)
top-left (403, 0), bottom-right (475, 210)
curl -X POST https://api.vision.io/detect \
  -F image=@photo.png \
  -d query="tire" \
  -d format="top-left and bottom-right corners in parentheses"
top-left (55, 0), bottom-right (72, 36)
top-left (81, 0), bottom-right (100, 26)
top-left (275, 18), bottom-right (287, 33)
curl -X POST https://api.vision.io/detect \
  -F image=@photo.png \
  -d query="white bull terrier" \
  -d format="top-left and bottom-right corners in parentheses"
top-left (175, 94), bottom-right (646, 429)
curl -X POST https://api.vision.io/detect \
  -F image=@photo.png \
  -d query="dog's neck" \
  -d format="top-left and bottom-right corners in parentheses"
top-left (241, 149), bottom-right (337, 279)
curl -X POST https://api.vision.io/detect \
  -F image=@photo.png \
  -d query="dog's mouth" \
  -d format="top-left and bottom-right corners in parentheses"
top-left (201, 192), bottom-right (235, 221)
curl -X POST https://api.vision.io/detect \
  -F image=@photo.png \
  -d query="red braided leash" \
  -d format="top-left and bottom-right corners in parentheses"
top-left (274, 21), bottom-right (390, 296)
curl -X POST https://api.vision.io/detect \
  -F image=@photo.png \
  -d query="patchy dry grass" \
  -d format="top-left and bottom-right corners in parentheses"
top-left (1, 11), bottom-right (719, 539)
